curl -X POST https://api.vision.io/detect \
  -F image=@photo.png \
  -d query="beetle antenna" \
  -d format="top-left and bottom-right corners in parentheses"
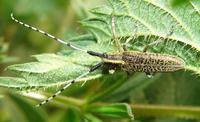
top-left (11, 13), bottom-right (89, 52)
top-left (35, 62), bottom-right (103, 107)
top-left (11, 13), bottom-right (109, 58)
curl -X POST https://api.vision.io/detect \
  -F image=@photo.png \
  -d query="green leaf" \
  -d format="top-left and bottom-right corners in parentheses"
top-left (4, 31), bottom-right (116, 88)
top-left (1, 35), bottom-right (113, 89)
top-left (84, 114), bottom-right (103, 122)
top-left (0, 77), bottom-right (30, 90)
top-left (6, 51), bottom-right (102, 87)
top-left (1, 0), bottom-right (199, 90)
top-left (82, 0), bottom-right (200, 74)
top-left (88, 103), bottom-right (134, 120)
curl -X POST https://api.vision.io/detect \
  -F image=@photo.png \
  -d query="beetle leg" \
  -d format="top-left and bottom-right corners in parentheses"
top-left (143, 27), bottom-right (174, 52)
top-left (123, 45), bottom-right (128, 51)
top-left (145, 72), bottom-right (155, 78)
top-left (143, 39), bottom-right (163, 52)
top-left (126, 71), bottom-right (134, 76)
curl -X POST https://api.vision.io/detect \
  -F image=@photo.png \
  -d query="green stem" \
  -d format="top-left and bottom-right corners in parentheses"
top-left (133, 104), bottom-right (200, 119)
top-left (25, 93), bottom-right (200, 119)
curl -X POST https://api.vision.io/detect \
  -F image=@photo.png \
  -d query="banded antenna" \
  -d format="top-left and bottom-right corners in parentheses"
top-left (10, 13), bottom-right (106, 58)
top-left (11, 13), bottom-right (105, 107)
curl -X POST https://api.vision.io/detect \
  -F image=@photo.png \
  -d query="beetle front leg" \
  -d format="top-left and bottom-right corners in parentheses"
top-left (111, 12), bottom-right (124, 52)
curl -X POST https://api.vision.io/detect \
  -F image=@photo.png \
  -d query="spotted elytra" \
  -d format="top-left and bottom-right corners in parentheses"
top-left (11, 13), bottom-right (185, 107)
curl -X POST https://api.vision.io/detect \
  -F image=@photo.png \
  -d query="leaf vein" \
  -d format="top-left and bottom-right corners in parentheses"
top-left (189, 1), bottom-right (200, 16)
top-left (113, 1), bottom-right (154, 34)
top-left (144, 0), bottom-right (194, 41)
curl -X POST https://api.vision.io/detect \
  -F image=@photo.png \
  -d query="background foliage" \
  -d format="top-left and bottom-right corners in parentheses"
top-left (0, 0), bottom-right (200, 122)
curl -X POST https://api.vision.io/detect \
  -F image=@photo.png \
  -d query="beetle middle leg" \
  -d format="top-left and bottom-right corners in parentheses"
top-left (143, 28), bottom-right (174, 52)
top-left (122, 36), bottom-right (134, 51)
top-left (122, 28), bottom-right (138, 51)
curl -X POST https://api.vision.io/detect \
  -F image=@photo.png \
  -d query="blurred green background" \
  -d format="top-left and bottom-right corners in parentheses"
top-left (1, 0), bottom-right (200, 122)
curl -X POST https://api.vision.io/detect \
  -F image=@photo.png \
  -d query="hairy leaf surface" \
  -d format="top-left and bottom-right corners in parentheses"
top-left (83, 0), bottom-right (200, 73)
top-left (1, 0), bottom-right (200, 89)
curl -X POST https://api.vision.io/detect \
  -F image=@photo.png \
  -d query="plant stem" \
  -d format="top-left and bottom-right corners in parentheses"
top-left (133, 104), bottom-right (200, 119)
top-left (25, 93), bottom-right (200, 119)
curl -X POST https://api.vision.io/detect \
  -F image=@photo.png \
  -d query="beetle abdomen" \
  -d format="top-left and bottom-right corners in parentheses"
top-left (121, 51), bottom-right (185, 73)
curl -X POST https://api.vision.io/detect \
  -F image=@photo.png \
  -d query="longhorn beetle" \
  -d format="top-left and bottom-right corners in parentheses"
top-left (11, 13), bottom-right (185, 107)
